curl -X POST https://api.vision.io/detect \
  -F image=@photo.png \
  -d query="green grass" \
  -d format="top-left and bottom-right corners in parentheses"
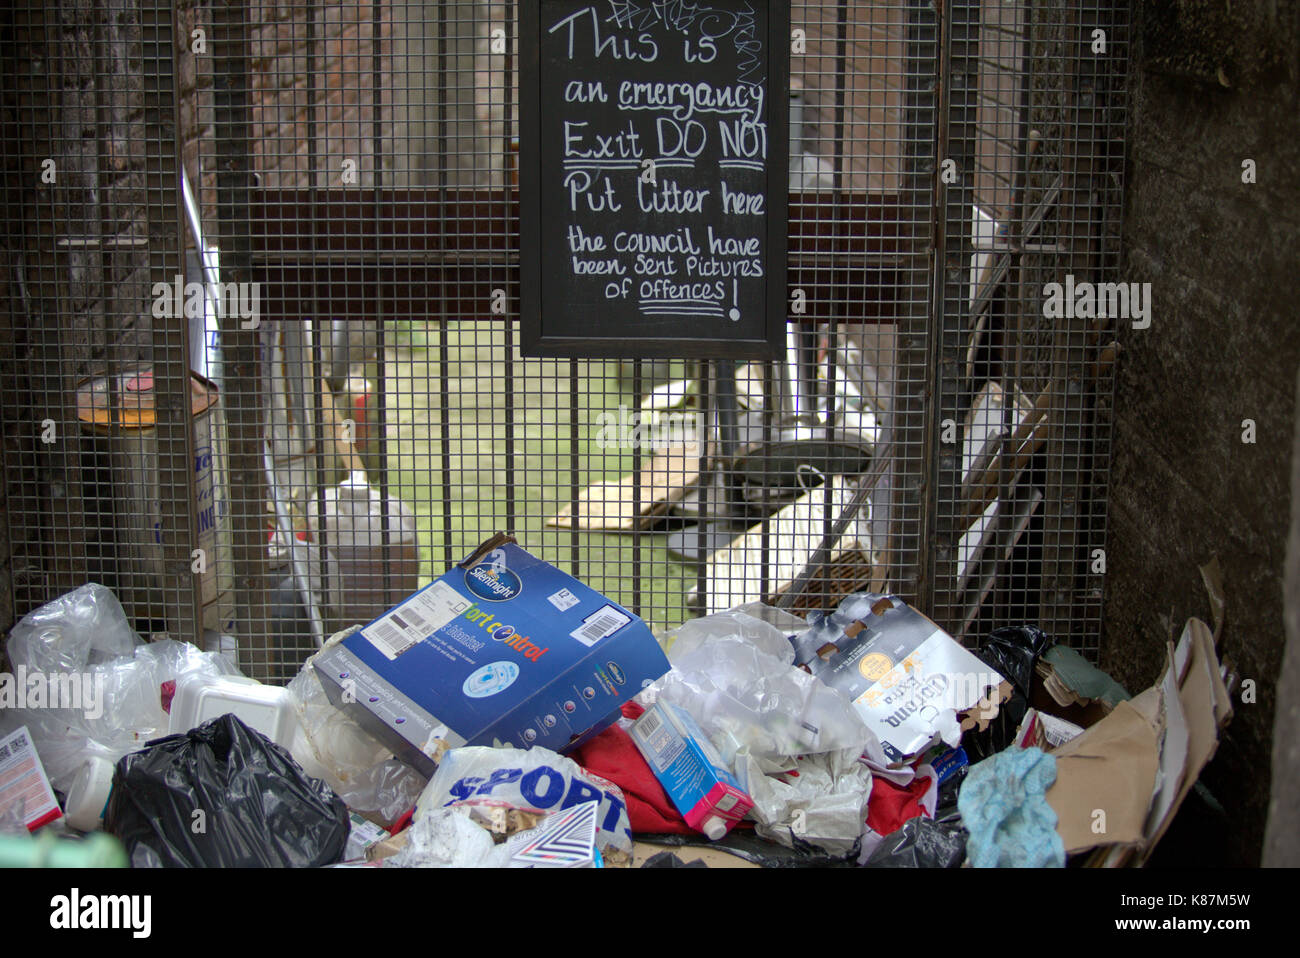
top-left (378, 319), bottom-right (696, 632)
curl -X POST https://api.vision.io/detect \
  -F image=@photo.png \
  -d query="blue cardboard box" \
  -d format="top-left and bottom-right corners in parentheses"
top-left (314, 534), bottom-right (671, 777)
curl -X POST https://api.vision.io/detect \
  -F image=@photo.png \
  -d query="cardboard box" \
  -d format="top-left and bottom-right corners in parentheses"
top-left (315, 534), bottom-right (671, 776)
top-left (792, 594), bottom-right (1009, 764)
top-left (629, 701), bottom-right (755, 839)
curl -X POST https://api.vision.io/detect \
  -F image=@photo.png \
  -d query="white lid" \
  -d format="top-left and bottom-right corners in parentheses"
top-left (66, 757), bottom-right (115, 832)
top-left (169, 673), bottom-right (298, 747)
top-left (702, 816), bottom-right (727, 841)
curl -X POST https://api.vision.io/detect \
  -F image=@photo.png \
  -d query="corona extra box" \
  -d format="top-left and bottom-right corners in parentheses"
top-left (791, 593), bottom-right (1010, 765)
top-left (314, 534), bottom-right (670, 776)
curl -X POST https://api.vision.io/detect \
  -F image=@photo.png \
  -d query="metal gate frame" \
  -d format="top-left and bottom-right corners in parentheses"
top-left (1, 0), bottom-right (1128, 679)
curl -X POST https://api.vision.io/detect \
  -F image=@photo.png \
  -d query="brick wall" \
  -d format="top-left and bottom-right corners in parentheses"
top-left (218, 0), bottom-right (395, 191)
top-left (791, 1), bottom-right (907, 194)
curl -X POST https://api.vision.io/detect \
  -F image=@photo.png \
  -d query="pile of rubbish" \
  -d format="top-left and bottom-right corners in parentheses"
top-left (0, 536), bottom-right (1234, 868)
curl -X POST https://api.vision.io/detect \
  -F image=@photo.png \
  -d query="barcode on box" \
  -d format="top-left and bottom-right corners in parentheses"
top-left (632, 707), bottom-right (684, 772)
top-left (569, 605), bottom-right (630, 647)
top-left (365, 621), bottom-right (415, 660)
top-left (636, 709), bottom-right (662, 739)
top-left (365, 581), bottom-right (473, 660)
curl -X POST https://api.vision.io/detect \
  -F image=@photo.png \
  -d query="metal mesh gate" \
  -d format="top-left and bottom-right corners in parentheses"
top-left (1, 0), bottom-right (1126, 683)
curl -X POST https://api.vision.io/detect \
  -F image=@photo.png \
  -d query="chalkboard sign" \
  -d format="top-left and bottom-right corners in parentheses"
top-left (521, 1), bottom-right (789, 358)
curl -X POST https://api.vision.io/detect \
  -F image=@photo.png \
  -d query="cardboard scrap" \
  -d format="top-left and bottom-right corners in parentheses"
top-left (507, 801), bottom-right (601, 868)
top-left (1037, 645), bottom-right (1130, 711)
top-left (1046, 698), bottom-right (1160, 854)
top-left (792, 594), bottom-right (1011, 765)
top-left (960, 387), bottom-right (1051, 523)
top-left (1198, 557), bottom-right (1227, 644)
top-left (0, 726), bottom-right (63, 831)
top-left (1143, 643), bottom-right (1190, 848)
top-left (365, 828), bottom-right (411, 863)
top-left (961, 382), bottom-right (1033, 484)
top-left (1138, 619), bottom-right (1232, 863)
top-left (547, 445), bottom-right (703, 531)
top-left (1044, 617), bottom-right (1232, 863)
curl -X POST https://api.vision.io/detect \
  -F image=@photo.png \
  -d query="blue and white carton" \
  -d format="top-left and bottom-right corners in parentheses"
top-left (314, 534), bottom-right (671, 776)
top-left (629, 702), bottom-right (755, 839)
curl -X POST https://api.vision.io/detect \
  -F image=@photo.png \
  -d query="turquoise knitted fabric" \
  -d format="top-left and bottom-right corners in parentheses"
top-left (958, 746), bottom-right (1064, 868)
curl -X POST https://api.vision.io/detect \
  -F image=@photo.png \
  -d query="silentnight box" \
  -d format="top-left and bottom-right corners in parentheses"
top-left (314, 534), bottom-right (671, 777)
top-left (792, 593), bottom-right (1009, 764)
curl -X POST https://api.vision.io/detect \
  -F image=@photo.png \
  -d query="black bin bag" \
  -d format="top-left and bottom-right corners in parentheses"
top-left (104, 713), bottom-right (350, 867)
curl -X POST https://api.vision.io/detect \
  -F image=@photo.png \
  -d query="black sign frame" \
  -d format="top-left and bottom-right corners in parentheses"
top-left (520, 0), bottom-right (790, 359)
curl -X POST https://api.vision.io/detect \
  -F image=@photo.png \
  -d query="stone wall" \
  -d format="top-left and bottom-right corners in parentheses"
top-left (1102, 0), bottom-right (1300, 866)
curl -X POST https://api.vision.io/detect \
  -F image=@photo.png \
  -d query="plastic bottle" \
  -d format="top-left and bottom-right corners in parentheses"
top-left (315, 472), bottom-right (421, 629)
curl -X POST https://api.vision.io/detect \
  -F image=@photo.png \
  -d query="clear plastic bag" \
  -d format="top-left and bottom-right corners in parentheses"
top-left (85, 640), bottom-right (241, 751)
top-left (662, 606), bottom-right (801, 666)
top-left (649, 623), bottom-right (876, 774)
top-left (0, 617), bottom-right (238, 797)
top-left (4, 582), bottom-right (139, 674)
top-left (285, 631), bottom-right (428, 827)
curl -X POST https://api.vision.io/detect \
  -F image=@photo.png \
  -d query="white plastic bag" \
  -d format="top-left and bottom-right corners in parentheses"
top-left (385, 808), bottom-right (507, 869)
top-left (737, 746), bottom-right (874, 855)
top-left (416, 745), bottom-right (634, 862)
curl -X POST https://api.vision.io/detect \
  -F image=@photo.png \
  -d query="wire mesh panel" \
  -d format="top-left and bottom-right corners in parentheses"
top-left (926, 0), bottom-right (1125, 650)
top-left (1, 0), bottom-right (212, 646)
top-left (189, 0), bottom-right (946, 682)
top-left (1, 0), bottom-right (1127, 683)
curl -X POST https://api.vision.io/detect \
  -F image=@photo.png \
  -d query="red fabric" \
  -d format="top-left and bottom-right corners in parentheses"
top-left (388, 806), bottom-right (415, 836)
top-left (865, 774), bottom-right (932, 836)
top-left (572, 702), bottom-right (694, 835)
